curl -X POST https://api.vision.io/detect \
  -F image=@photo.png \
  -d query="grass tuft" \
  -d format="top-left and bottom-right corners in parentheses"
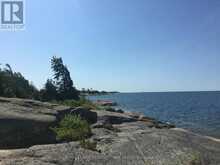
top-left (189, 153), bottom-right (202, 165)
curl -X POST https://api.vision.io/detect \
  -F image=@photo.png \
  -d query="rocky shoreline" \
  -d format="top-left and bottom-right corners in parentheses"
top-left (0, 97), bottom-right (220, 165)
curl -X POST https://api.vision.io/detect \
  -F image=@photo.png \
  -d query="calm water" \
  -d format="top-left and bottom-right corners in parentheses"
top-left (89, 92), bottom-right (220, 138)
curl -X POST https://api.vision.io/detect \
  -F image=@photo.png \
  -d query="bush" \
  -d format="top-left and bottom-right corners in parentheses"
top-left (189, 153), bottom-right (202, 165)
top-left (80, 139), bottom-right (98, 151)
top-left (59, 97), bottom-right (99, 110)
top-left (51, 115), bottom-right (91, 141)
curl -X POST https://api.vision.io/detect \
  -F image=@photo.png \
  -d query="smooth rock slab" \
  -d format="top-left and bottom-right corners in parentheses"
top-left (0, 99), bottom-right (220, 164)
top-left (0, 97), bottom-right (72, 149)
top-left (1, 124), bottom-right (220, 165)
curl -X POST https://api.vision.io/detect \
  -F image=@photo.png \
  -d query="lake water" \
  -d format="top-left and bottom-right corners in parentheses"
top-left (88, 91), bottom-right (220, 138)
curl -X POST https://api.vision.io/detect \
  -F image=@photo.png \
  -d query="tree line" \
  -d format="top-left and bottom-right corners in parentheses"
top-left (81, 88), bottom-right (118, 96)
top-left (0, 56), bottom-right (79, 101)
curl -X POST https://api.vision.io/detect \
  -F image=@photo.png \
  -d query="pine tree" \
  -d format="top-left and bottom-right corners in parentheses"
top-left (51, 56), bottom-right (79, 100)
top-left (0, 64), bottom-right (39, 99)
top-left (40, 79), bottom-right (57, 101)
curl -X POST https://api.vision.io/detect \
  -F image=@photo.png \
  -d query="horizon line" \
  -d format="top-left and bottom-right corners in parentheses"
top-left (117, 90), bottom-right (220, 93)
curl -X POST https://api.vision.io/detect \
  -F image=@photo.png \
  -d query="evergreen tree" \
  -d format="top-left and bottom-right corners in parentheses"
top-left (0, 64), bottom-right (39, 99)
top-left (40, 79), bottom-right (57, 101)
top-left (51, 56), bottom-right (79, 100)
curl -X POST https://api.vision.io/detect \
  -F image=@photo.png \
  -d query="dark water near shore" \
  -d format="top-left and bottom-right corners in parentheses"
top-left (88, 91), bottom-right (220, 138)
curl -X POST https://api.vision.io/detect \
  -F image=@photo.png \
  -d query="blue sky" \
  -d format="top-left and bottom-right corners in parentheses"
top-left (0, 0), bottom-right (220, 92)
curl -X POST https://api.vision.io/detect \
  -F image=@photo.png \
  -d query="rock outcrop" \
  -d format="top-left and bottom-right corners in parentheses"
top-left (1, 116), bottom-right (220, 165)
top-left (105, 107), bottom-right (124, 113)
top-left (0, 97), bottom-right (220, 165)
top-left (0, 97), bottom-right (74, 149)
top-left (71, 107), bottom-right (97, 124)
top-left (96, 100), bottom-right (117, 106)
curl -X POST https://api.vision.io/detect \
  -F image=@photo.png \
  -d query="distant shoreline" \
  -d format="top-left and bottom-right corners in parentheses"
top-left (81, 91), bottom-right (120, 96)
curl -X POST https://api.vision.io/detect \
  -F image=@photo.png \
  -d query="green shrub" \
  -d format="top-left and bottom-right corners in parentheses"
top-left (189, 153), bottom-right (202, 165)
top-left (51, 115), bottom-right (91, 141)
top-left (58, 97), bottom-right (100, 110)
top-left (80, 139), bottom-right (98, 151)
